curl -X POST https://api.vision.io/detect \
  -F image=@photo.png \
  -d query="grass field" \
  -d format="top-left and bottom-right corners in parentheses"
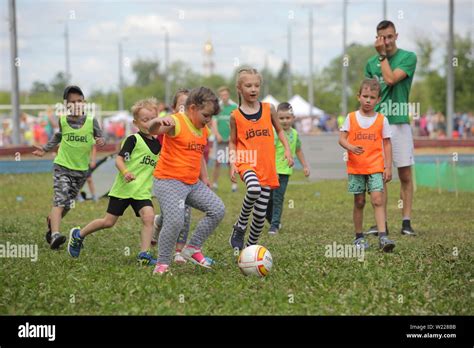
top-left (0, 171), bottom-right (472, 315)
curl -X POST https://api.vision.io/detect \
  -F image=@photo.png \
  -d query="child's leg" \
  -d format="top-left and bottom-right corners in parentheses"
top-left (87, 177), bottom-right (96, 198)
top-left (185, 181), bottom-right (225, 248)
top-left (80, 213), bottom-right (119, 238)
top-left (236, 170), bottom-right (262, 230)
top-left (353, 193), bottom-right (366, 234)
top-left (270, 174), bottom-right (290, 230)
top-left (370, 191), bottom-right (386, 233)
top-left (49, 206), bottom-right (65, 234)
top-left (137, 206), bottom-right (155, 252)
top-left (153, 179), bottom-right (189, 265)
top-left (246, 186), bottom-right (271, 246)
top-left (176, 205), bottom-right (191, 251)
top-left (265, 190), bottom-right (273, 225)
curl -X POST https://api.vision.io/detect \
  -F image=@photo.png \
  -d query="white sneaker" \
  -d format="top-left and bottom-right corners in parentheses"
top-left (231, 183), bottom-right (237, 192)
top-left (174, 252), bottom-right (187, 264)
top-left (152, 214), bottom-right (161, 245)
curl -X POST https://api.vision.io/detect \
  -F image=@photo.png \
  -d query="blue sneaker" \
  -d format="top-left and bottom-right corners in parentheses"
top-left (137, 251), bottom-right (157, 266)
top-left (379, 236), bottom-right (396, 252)
top-left (67, 227), bottom-right (84, 257)
top-left (354, 237), bottom-right (369, 250)
top-left (229, 223), bottom-right (246, 251)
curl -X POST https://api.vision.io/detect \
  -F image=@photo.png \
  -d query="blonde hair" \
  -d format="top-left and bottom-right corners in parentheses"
top-left (235, 67), bottom-right (263, 106)
top-left (131, 97), bottom-right (159, 119)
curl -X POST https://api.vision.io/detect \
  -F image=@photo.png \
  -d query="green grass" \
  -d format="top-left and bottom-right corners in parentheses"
top-left (0, 171), bottom-right (472, 315)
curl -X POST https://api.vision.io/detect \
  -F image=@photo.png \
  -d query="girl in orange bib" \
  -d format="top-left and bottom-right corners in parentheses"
top-left (229, 68), bottom-right (294, 251)
top-left (147, 87), bottom-right (225, 275)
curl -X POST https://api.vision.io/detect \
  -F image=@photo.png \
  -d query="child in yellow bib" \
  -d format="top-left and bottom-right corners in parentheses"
top-left (339, 79), bottom-right (396, 252)
top-left (32, 85), bottom-right (105, 250)
top-left (67, 98), bottom-right (161, 266)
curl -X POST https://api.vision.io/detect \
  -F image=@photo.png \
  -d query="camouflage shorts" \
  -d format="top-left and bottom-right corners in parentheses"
top-left (348, 173), bottom-right (384, 194)
top-left (52, 164), bottom-right (88, 210)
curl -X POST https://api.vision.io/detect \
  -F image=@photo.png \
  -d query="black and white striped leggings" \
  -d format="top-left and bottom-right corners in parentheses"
top-left (236, 170), bottom-right (271, 247)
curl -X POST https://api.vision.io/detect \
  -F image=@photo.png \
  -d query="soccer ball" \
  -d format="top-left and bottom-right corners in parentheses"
top-left (238, 245), bottom-right (273, 277)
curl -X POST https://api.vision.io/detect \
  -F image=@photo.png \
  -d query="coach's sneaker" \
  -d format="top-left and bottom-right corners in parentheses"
top-left (365, 222), bottom-right (389, 237)
top-left (50, 232), bottom-right (67, 250)
top-left (173, 252), bottom-right (187, 264)
top-left (151, 214), bottom-right (162, 246)
top-left (379, 236), bottom-right (396, 253)
top-left (153, 263), bottom-right (170, 275)
top-left (137, 251), bottom-right (157, 266)
top-left (45, 216), bottom-right (52, 244)
top-left (354, 236), bottom-right (369, 250)
top-left (401, 220), bottom-right (416, 236)
top-left (229, 223), bottom-right (246, 251)
top-left (67, 227), bottom-right (84, 257)
top-left (181, 245), bottom-right (213, 269)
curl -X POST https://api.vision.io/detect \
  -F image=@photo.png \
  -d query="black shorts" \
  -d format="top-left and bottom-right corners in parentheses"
top-left (107, 196), bottom-right (153, 217)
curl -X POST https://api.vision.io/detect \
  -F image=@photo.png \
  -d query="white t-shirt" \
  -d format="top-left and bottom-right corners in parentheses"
top-left (340, 111), bottom-right (392, 138)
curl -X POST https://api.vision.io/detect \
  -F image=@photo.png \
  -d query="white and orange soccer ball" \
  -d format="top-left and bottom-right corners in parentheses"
top-left (238, 245), bottom-right (273, 277)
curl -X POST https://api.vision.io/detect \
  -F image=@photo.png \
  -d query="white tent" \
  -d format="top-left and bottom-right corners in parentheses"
top-left (262, 94), bottom-right (280, 108)
top-left (288, 95), bottom-right (324, 118)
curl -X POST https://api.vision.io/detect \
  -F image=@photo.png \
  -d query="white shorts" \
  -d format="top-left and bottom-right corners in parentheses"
top-left (390, 124), bottom-right (415, 168)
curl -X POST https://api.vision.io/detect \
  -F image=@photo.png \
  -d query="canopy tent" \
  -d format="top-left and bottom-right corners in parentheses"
top-left (262, 94), bottom-right (280, 108)
top-left (288, 95), bottom-right (324, 118)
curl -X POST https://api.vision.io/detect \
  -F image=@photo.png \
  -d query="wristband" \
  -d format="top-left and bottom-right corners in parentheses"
top-left (121, 169), bottom-right (129, 176)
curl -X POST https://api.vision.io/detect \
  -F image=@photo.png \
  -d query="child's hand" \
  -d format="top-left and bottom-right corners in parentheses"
top-left (383, 167), bottom-right (392, 183)
top-left (158, 116), bottom-right (175, 127)
top-left (201, 177), bottom-right (211, 188)
top-left (230, 163), bottom-right (238, 183)
top-left (89, 161), bottom-right (96, 169)
top-left (32, 145), bottom-right (45, 157)
top-left (124, 172), bottom-right (136, 183)
top-left (303, 166), bottom-right (310, 177)
top-left (95, 137), bottom-right (105, 147)
top-left (349, 145), bottom-right (364, 155)
top-left (284, 151), bottom-right (294, 167)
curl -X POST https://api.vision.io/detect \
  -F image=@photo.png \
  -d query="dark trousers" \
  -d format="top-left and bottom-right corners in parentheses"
top-left (265, 174), bottom-right (290, 229)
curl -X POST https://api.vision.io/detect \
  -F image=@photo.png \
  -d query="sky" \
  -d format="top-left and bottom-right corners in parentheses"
top-left (0, 0), bottom-right (472, 97)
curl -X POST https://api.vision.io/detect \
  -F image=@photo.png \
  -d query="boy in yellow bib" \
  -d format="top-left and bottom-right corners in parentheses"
top-left (67, 98), bottom-right (161, 265)
top-left (33, 86), bottom-right (105, 249)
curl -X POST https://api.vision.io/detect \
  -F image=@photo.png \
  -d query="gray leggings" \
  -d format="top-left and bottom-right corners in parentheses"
top-left (156, 205), bottom-right (191, 244)
top-left (153, 178), bottom-right (225, 265)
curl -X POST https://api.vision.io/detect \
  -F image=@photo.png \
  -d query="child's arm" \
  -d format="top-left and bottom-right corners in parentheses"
top-left (229, 114), bottom-right (238, 183)
top-left (383, 138), bottom-right (392, 183)
top-left (211, 118), bottom-right (222, 143)
top-left (33, 119), bottom-right (63, 157)
top-left (199, 156), bottom-right (210, 187)
top-left (295, 147), bottom-right (310, 177)
top-left (92, 119), bottom-right (105, 147)
top-left (90, 145), bottom-right (97, 169)
top-left (147, 116), bottom-right (175, 136)
top-left (270, 105), bottom-right (294, 167)
top-left (338, 131), bottom-right (364, 155)
top-left (115, 155), bottom-right (135, 183)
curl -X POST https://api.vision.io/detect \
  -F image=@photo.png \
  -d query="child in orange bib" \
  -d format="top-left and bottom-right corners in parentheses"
top-left (148, 87), bottom-right (225, 275)
top-left (339, 79), bottom-right (396, 252)
top-left (229, 67), bottom-right (294, 251)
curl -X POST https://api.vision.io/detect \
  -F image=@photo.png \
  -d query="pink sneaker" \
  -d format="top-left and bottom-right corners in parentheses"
top-left (181, 245), bottom-right (212, 269)
top-left (153, 263), bottom-right (170, 275)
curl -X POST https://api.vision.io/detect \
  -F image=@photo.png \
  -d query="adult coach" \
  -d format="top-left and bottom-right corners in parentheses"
top-left (365, 20), bottom-right (417, 236)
